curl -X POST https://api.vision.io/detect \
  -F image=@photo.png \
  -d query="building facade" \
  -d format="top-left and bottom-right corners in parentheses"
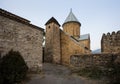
top-left (0, 9), bottom-right (44, 72)
top-left (45, 10), bottom-right (91, 65)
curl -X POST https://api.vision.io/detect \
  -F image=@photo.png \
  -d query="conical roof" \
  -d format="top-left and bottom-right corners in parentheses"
top-left (45, 17), bottom-right (60, 26)
top-left (63, 9), bottom-right (81, 26)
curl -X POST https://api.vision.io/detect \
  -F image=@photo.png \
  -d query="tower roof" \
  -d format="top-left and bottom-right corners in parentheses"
top-left (63, 9), bottom-right (81, 26)
top-left (45, 17), bottom-right (60, 26)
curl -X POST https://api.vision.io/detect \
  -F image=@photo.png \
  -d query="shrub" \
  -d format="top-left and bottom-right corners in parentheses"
top-left (76, 59), bottom-right (120, 84)
top-left (78, 66), bottom-right (104, 79)
top-left (0, 50), bottom-right (28, 84)
top-left (106, 62), bottom-right (120, 84)
top-left (0, 53), bottom-right (3, 84)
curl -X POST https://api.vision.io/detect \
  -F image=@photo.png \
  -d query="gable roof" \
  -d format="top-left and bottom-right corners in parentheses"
top-left (45, 17), bottom-right (60, 26)
top-left (63, 9), bottom-right (81, 26)
top-left (79, 34), bottom-right (90, 40)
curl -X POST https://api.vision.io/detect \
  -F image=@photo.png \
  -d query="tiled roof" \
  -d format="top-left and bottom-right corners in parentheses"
top-left (79, 34), bottom-right (90, 40)
top-left (63, 9), bottom-right (81, 26)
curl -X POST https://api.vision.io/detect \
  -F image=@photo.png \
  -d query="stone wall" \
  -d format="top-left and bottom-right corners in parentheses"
top-left (79, 39), bottom-right (90, 50)
top-left (70, 53), bottom-right (120, 69)
top-left (60, 30), bottom-right (90, 65)
top-left (0, 9), bottom-right (44, 72)
top-left (101, 31), bottom-right (120, 53)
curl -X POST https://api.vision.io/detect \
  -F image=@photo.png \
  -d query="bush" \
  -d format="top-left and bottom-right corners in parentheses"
top-left (77, 66), bottom-right (104, 79)
top-left (0, 50), bottom-right (28, 84)
top-left (0, 53), bottom-right (3, 84)
top-left (106, 62), bottom-right (120, 84)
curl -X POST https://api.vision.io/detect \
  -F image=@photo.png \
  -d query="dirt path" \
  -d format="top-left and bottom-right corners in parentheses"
top-left (25, 63), bottom-right (101, 84)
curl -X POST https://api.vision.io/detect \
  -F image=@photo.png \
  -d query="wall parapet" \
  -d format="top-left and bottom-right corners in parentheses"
top-left (70, 53), bottom-right (120, 69)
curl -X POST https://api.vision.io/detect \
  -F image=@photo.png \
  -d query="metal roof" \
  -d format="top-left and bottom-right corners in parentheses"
top-left (79, 34), bottom-right (90, 40)
top-left (63, 9), bottom-right (80, 25)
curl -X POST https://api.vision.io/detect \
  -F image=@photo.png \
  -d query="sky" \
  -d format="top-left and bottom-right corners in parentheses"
top-left (0, 0), bottom-right (120, 51)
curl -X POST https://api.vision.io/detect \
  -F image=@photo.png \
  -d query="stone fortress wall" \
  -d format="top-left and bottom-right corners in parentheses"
top-left (101, 31), bottom-right (120, 53)
top-left (70, 30), bottom-right (120, 68)
top-left (70, 53), bottom-right (120, 69)
top-left (0, 9), bottom-right (44, 72)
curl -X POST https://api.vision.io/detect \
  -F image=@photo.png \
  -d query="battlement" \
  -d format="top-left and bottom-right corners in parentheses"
top-left (101, 30), bottom-right (120, 53)
top-left (102, 31), bottom-right (120, 40)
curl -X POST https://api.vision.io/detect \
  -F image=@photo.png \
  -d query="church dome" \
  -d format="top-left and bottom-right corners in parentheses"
top-left (62, 9), bottom-right (81, 26)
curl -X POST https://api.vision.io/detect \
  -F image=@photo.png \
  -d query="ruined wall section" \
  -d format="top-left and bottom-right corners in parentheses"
top-left (101, 31), bottom-right (120, 53)
top-left (0, 15), bottom-right (43, 72)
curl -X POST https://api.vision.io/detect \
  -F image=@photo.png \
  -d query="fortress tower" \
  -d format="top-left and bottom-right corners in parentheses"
top-left (101, 31), bottom-right (120, 53)
top-left (62, 9), bottom-right (81, 39)
top-left (44, 17), bottom-right (61, 64)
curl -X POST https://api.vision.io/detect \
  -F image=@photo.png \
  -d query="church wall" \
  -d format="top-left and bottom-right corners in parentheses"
top-left (63, 22), bottom-right (80, 38)
top-left (0, 15), bottom-right (43, 72)
top-left (60, 30), bottom-right (89, 65)
top-left (79, 39), bottom-right (90, 50)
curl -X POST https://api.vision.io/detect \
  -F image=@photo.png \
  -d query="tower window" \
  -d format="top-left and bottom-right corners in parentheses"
top-left (48, 26), bottom-right (50, 28)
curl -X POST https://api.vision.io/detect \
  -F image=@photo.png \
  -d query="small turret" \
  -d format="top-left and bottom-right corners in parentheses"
top-left (45, 17), bottom-right (60, 26)
top-left (44, 17), bottom-right (61, 64)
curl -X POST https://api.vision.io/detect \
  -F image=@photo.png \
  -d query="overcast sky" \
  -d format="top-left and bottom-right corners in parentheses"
top-left (0, 0), bottom-right (120, 50)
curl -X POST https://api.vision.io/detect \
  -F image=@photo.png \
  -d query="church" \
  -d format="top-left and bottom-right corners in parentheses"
top-left (44, 10), bottom-right (91, 65)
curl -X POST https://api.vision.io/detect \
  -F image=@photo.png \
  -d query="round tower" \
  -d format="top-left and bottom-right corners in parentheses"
top-left (62, 9), bottom-right (81, 38)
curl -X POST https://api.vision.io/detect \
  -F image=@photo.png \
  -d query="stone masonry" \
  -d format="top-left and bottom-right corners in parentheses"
top-left (44, 17), bottom-right (61, 64)
top-left (44, 10), bottom-right (91, 66)
top-left (101, 31), bottom-right (120, 53)
top-left (70, 53), bottom-right (120, 69)
top-left (60, 30), bottom-right (90, 65)
top-left (0, 9), bottom-right (44, 72)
